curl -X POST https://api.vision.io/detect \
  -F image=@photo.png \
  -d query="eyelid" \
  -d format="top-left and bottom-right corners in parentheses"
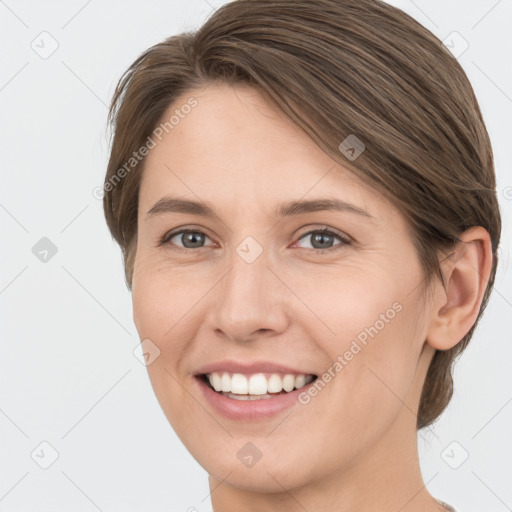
top-left (295, 225), bottom-right (351, 243)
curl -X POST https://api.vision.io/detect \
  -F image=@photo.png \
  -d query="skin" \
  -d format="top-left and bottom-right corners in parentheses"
top-left (131, 83), bottom-right (493, 512)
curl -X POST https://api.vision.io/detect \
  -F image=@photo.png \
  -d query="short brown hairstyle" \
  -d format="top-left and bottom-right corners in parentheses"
top-left (103, 0), bottom-right (502, 430)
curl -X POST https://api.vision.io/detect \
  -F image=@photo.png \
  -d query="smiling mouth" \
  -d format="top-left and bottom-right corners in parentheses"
top-left (198, 372), bottom-right (318, 401)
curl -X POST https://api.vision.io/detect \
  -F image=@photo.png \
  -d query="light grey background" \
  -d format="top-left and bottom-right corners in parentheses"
top-left (0, 0), bottom-right (510, 510)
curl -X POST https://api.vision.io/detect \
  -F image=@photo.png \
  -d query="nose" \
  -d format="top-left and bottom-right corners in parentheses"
top-left (206, 251), bottom-right (290, 343)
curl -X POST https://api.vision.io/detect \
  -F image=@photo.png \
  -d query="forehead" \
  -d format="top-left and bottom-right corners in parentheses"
top-left (139, 83), bottom-right (389, 221)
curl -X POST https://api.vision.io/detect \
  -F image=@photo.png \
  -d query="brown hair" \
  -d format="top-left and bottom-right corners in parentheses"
top-left (103, 0), bottom-right (501, 429)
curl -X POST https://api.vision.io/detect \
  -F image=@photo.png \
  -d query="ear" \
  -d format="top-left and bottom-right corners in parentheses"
top-left (426, 226), bottom-right (494, 351)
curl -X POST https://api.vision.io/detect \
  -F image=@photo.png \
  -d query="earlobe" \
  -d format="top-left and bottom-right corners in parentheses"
top-left (426, 226), bottom-right (493, 351)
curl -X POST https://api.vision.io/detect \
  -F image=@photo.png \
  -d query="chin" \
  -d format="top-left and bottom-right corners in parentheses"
top-left (184, 436), bottom-right (323, 494)
top-left (208, 459), bottom-right (314, 494)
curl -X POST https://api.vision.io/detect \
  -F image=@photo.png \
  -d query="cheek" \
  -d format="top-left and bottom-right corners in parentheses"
top-left (322, 293), bottom-right (425, 435)
top-left (132, 269), bottom-right (201, 443)
top-left (293, 265), bottom-right (425, 432)
top-left (287, 305), bottom-right (423, 478)
top-left (131, 257), bottom-right (193, 406)
top-left (132, 270), bottom-right (193, 368)
top-left (132, 251), bottom-right (198, 337)
top-left (284, 260), bottom-right (405, 343)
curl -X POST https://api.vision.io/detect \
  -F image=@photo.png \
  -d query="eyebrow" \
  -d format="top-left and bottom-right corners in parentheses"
top-left (146, 196), bottom-right (374, 221)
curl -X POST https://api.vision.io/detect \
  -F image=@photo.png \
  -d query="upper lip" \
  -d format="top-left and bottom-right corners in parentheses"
top-left (194, 360), bottom-right (317, 376)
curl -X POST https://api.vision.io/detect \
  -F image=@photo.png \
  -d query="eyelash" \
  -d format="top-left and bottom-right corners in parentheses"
top-left (158, 227), bottom-right (351, 255)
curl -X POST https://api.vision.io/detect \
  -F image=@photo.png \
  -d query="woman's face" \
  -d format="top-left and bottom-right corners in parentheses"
top-left (132, 83), bottom-right (437, 491)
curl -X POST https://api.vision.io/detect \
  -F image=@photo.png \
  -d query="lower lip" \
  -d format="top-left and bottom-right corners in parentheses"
top-left (195, 376), bottom-right (315, 421)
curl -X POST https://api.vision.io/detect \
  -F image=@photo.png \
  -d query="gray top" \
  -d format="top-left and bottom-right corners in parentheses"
top-left (436, 498), bottom-right (457, 511)
top-left (209, 498), bottom-right (457, 512)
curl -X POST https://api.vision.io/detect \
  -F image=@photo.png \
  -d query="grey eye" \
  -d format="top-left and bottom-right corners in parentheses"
top-left (167, 230), bottom-right (211, 249)
top-left (296, 229), bottom-right (347, 250)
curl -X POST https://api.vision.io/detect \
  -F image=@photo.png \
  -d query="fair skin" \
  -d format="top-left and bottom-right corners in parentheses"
top-left (131, 83), bottom-right (493, 512)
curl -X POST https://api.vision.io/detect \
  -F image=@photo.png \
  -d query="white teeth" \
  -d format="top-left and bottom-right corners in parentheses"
top-left (267, 374), bottom-right (282, 393)
top-left (221, 373), bottom-right (231, 392)
top-left (231, 373), bottom-right (248, 394)
top-left (226, 392), bottom-right (273, 401)
top-left (282, 374), bottom-right (295, 392)
top-left (294, 374), bottom-right (306, 389)
top-left (211, 372), bottom-right (222, 392)
top-left (248, 374), bottom-right (267, 395)
top-left (206, 371), bottom-right (315, 396)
